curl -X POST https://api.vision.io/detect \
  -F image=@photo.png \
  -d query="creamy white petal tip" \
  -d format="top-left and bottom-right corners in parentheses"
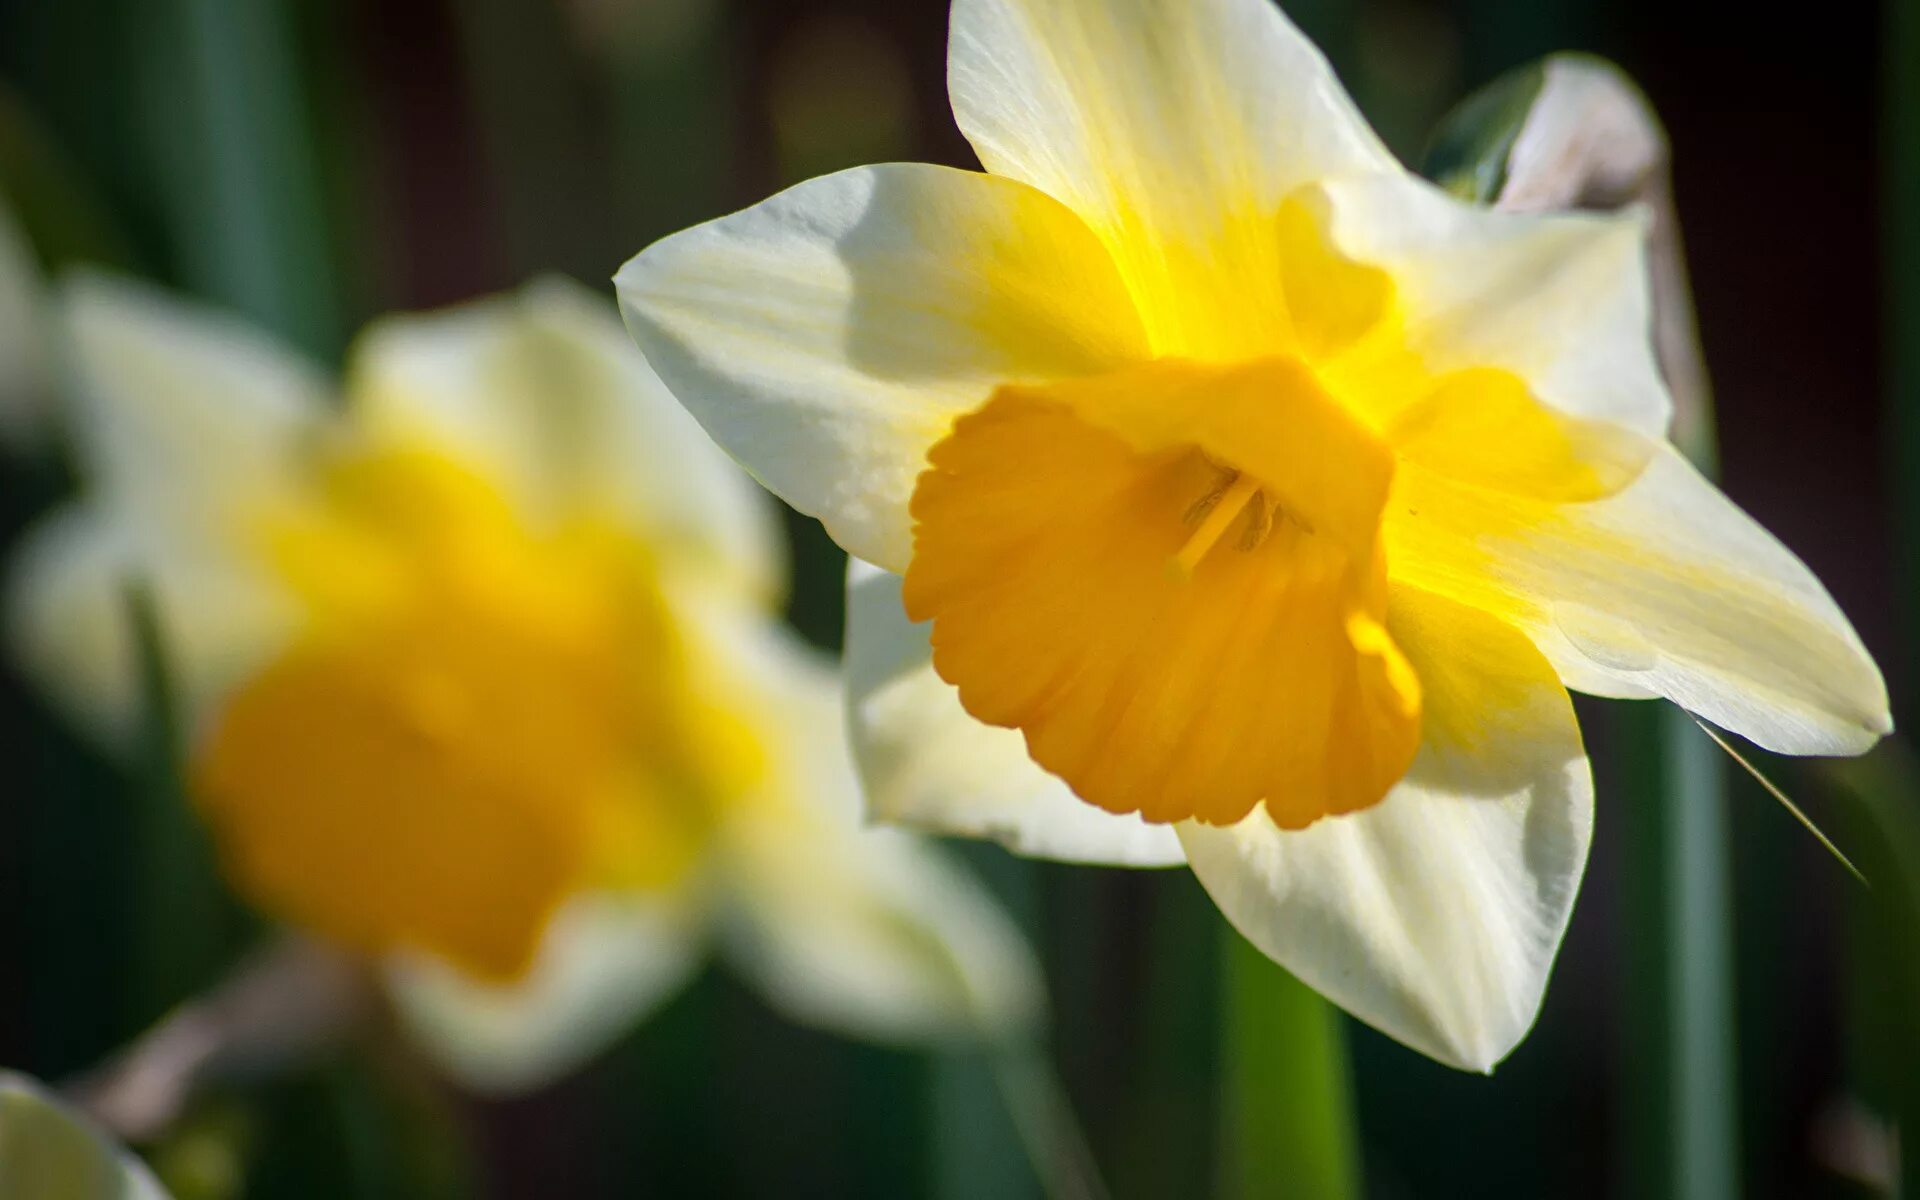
top-left (1181, 589), bottom-right (1592, 1071)
top-left (386, 894), bottom-right (703, 1095)
top-left (616, 161), bottom-right (1147, 572)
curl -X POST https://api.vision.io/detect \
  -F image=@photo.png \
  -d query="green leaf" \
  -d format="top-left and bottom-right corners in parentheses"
top-left (123, 580), bottom-right (249, 1024)
top-left (136, 0), bottom-right (340, 357)
top-left (0, 84), bottom-right (139, 273)
top-left (1827, 746), bottom-right (1920, 1200)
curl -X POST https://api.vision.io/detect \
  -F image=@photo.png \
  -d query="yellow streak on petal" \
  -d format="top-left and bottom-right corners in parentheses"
top-left (1384, 367), bottom-right (1650, 502)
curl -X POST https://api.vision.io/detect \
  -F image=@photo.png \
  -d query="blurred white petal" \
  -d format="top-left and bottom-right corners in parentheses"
top-left (697, 607), bottom-right (1044, 1038)
top-left (7, 276), bottom-right (322, 743)
top-left (6, 507), bottom-right (297, 746)
top-left (385, 893), bottom-right (704, 1095)
top-left (58, 271), bottom-right (328, 525)
top-left (348, 276), bottom-right (784, 603)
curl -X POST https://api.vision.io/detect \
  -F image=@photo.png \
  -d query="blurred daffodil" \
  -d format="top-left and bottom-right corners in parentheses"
top-left (7, 273), bottom-right (1038, 1092)
top-left (616, 0), bottom-right (1889, 1069)
top-left (0, 1072), bottom-right (171, 1200)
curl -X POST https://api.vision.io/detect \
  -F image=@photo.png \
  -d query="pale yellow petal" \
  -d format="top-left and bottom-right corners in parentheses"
top-left (693, 606), bottom-right (1043, 1037)
top-left (845, 558), bottom-right (1185, 867)
top-left (1179, 587), bottom-right (1591, 1072)
top-left (347, 277), bottom-right (784, 604)
top-left (949, 0), bottom-right (1395, 357)
top-left (1307, 173), bottom-right (1670, 437)
top-left (9, 275), bottom-right (320, 744)
top-left (1389, 442), bottom-right (1889, 755)
top-left (6, 508), bottom-right (298, 746)
top-left (617, 162), bottom-right (1149, 573)
top-left (59, 271), bottom-right (329, 525)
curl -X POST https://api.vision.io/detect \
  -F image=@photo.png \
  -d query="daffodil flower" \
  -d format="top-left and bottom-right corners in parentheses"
top-left (8, 273), bottom-right (1038, 1092)
top-left (615, 0), bottom-right (1889, 1069)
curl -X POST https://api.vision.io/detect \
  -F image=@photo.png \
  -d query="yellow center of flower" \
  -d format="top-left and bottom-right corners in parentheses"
top-left (903, 199), bottom-right (1643, 830)
top-left (192, 447), bottom-right (747, 981)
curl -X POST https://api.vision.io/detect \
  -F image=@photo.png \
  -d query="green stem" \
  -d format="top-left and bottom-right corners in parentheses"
top-left (1619, 351), bottom-right (1739, 1200)
top-left (1891, 0), bottom-right (1920, 706)
top-left (1828, 749), bottom-right (1920, 1200)
top-left (1424, 71), bottom-right (1743, 1194)
top-left (1424, 63), bottom-right (1743, 1199)
top-left (1620, 486), bottom-right (1739, 1200)
top-left (1879, 0), bottom-right (1920, 1190)
top-left (1218, 932), bottom-right (1359, 1200)
top-left (1636, 108), bottom-right (1740, 1200)
top-left (929, 845), bottom-right (1061, 1200)
top-left (978, 1044), bottom-right (1110, 1200)
top-left (124, 581), bottom-right (235, 1025)
top-left (1659, 711), bottom-right (1739, 1200)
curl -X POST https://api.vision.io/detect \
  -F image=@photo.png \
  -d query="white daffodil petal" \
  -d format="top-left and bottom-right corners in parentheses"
top-left (1392, 443), bottom-right (1890, 756)
top-left (695, 608), bottom-right (1043, 1038)
top-left (0, 201), bottom-right (51, 450)
top-left (845, 558), bottom-right (1186, 866)
top-left (1310, 172), bottom-right (1670, 437)
top-left (11, 275), bottom-right (320, 745)
top-left (722, 823), bottom-right (1045, 1042)
top-left (950, 0), bottom-right (1394, 244)
top-left (6, 508), bottom-right (297, 746)
top-left (348, 277), bottom-right (784, 603)
top-left (617, 162), bottom-right (1148, 572)
top-left (1179, 587), bottom-right (1592, 1073)
top-left (385, 893), bottom-right (704, 1095)
top-left (0, 1072), bottom-right (172, 1200)
top-left (60, 272), bottom-right (329, 524)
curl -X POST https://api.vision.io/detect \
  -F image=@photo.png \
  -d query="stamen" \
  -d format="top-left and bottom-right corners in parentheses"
top-left (1183, 468), bottom-right (1237, 526)
top-left (1172, 472), bottom-right (1261, 576)
top-left (1238, 491), bottom-right (1273, 552)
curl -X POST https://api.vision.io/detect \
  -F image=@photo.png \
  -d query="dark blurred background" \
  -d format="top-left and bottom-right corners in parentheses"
top-left (0, 0), bottom-right (1906, 1197)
